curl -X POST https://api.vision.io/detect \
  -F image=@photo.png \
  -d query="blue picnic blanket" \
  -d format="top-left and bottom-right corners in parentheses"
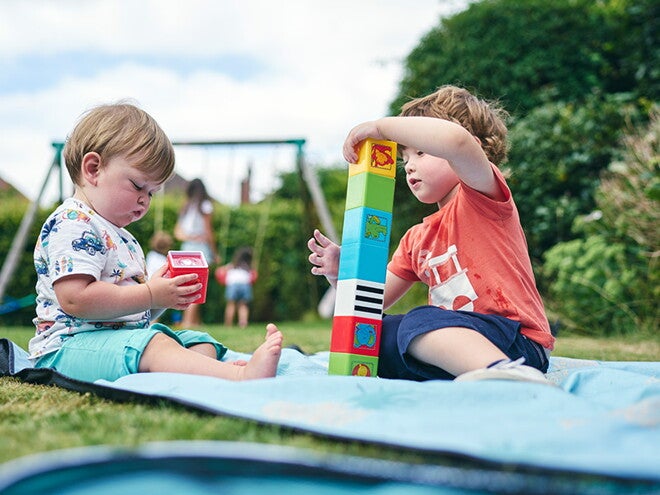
top-left (2, 339), bottom-right (659, 484)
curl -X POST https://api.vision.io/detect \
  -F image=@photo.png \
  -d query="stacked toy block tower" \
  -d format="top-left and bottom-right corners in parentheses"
top-left (329, 138), bottom-right (397, 376)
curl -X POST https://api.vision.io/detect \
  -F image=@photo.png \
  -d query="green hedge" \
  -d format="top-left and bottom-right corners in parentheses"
top-left (0, 194), bottom-right (322, 327)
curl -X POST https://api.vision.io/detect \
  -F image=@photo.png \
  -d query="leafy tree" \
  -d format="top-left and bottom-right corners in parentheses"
top-left (507, 93), bottom-right (645, 260)
top-left (391, 0), bottom-right (657, 116)
top-left (597, 0), bottom-right (659, 99)
top-left (387, 0), bottom-right (656, 262)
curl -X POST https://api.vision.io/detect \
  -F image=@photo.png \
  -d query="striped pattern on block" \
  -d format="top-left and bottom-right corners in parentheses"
top-left (334, 278), bottom-right (385, 319)
top-left (329, 138), bottom-right (397, 376)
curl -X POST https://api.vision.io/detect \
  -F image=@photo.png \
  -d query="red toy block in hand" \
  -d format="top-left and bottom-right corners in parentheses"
top-left (167, 251), bottom-right (209, 304)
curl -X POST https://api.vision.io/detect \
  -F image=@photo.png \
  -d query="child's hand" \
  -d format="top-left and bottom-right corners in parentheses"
top-left (343, 120), bottom-right (384, 163)
top-left (307, 229), bottom-right (340, 284)
top-left (148, 264), bottom-right (202, 310)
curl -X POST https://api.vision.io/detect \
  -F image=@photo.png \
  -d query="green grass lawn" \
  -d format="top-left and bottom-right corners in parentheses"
top-left (1, 321), bottom-right (658, 466)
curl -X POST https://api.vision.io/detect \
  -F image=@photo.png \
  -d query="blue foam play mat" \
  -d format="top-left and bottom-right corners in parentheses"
top-left (1, 338), bottom-right (658, 494)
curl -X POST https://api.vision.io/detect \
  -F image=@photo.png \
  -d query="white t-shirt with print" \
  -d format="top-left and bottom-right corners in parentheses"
top-left (29, 197), bottom-right (151, 360)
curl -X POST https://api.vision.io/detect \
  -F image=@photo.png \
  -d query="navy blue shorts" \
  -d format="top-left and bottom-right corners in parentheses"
top-left (378, 305), bottom-right (549, 381)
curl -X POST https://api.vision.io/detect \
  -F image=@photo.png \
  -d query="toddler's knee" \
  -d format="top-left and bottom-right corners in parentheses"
top-left (140, 332), bottom-right (179, 372)
top-left (145, 332), bottom-right (178, 352)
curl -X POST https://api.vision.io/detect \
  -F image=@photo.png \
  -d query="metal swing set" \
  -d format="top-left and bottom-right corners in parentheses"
top-left (0, 138), bottom-right (338, 315)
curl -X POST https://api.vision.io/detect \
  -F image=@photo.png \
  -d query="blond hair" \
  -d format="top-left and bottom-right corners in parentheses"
top-left (400, 85), bottom-right (509, 165)
top-left (63, 102), bottom-right (175, 185)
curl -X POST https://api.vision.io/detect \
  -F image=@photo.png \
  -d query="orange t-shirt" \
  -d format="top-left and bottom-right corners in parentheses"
top-left (388, 166), bottom-right (555, 349)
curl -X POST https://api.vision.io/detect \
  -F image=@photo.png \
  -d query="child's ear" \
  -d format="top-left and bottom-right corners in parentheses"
top-left (81, 152), bottom-right (102, 185)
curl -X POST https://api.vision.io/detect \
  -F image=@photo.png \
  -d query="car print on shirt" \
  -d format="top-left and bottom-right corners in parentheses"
top-left (71, 230), bottom-right (107, 256)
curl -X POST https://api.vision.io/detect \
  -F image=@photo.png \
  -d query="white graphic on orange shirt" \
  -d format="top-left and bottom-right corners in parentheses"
top-left (424, 245), bottom-right (478, 311)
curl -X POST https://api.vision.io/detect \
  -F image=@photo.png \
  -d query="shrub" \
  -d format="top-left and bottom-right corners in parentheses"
top-left (543, 236), bottom-right (654, 335)
top-left (543, 111), bottom-right (659, 335)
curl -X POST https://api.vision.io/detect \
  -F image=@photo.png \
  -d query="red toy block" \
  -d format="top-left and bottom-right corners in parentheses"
top-left (167, 250), bottom-right (209, 304)
top-left (330, 315), bottom-right (381, 357)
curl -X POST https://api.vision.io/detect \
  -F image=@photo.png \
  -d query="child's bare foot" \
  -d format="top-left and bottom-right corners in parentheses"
top-left (238, 323), bottom-right (282, 380)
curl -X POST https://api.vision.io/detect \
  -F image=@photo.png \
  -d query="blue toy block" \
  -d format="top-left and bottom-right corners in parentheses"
top-left (337, 243), bottom-right (389, 283)
top-left (341, 207), bottom-right (392, 248)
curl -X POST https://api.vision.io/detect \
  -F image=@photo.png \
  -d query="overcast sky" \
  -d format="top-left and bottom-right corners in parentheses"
top-left (0, 0), bottom-right (468, 206)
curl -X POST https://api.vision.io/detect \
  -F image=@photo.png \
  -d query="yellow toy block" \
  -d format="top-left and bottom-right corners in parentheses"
top-left (348, 139), bottom-right (397, 179)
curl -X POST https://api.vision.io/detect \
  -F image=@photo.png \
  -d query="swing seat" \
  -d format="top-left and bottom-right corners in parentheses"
top-left (0, 294), bottom-right (36, 315)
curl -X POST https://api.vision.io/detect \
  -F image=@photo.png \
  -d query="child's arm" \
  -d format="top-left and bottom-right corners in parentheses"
top-left (54, 267), bottom-right (201, 320)
top-left (383, 271), bottom-right (414, 310)
top-left (343, 117), bottom-right (505, 201)
top-left (308, 229), bottom-right (414, 308)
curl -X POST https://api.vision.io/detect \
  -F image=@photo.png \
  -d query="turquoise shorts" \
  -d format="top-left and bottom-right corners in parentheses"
top-left (35, 323), bottom-right (227, 382)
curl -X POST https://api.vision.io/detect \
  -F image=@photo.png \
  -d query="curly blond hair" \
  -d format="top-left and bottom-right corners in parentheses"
top-left (400, 85), bottom-right (509, 165)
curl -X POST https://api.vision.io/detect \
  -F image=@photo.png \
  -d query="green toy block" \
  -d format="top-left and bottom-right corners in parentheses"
top-left (328, 351), bottom-right (379, 377)
top-left (346, 172), bottom-right (395, 212)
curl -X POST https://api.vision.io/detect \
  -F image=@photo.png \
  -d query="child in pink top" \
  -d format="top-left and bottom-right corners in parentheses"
top-left (308, 86), bottom-right (555, 384)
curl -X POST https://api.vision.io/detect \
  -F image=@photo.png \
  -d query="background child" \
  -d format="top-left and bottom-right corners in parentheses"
top-left (220, 246), bottom-right (256, 328)
top-left (145, 230), bottom-right (173, 279)
top-left (174, 177), bottom-right (220, 328)
top-left (29, 102), bottom-right (282, 383)
top-left (308, 85), bottom-right (555, 384)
